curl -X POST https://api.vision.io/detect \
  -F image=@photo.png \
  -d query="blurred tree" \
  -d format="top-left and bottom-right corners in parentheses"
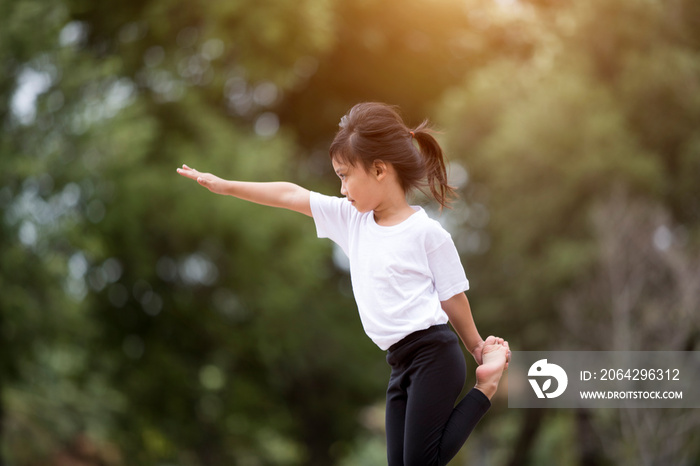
top-left (560, 189), bottom-right (700, 465)
top-left (2, 0), bottom-right (385, 464)
top-left (280, 0), bottom-right (538, 155)
top-left (437, 0), bottom-right (700, 464)
top-left (0, 0), bottom-right (137, 463)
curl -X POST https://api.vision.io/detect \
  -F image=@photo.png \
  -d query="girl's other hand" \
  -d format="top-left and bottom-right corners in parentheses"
top-left (177, 164), bottom-right (226, 194)
top-left (470, 339), bottom-right (485, 366)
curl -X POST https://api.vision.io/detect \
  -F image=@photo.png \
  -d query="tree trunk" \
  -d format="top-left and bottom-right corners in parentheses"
top-left (507, 409), bottom-right (545, 466)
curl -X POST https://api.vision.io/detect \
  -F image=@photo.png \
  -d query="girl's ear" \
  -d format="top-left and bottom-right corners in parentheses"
top-left (372, 160), bottom-right (388, 180)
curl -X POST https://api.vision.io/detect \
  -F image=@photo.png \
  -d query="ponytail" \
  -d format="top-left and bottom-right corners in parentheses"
top-left (330, 102), bottom-right (457, 209)
top-left (411, 122), bottom-right (456, 209)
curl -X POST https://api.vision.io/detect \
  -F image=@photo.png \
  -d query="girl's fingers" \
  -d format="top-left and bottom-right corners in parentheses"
top-left (177, 165), bottom-right (202, 181)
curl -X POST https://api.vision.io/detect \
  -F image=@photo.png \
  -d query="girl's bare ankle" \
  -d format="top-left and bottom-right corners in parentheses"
top-left (474, 381), bottom-right (498, 400)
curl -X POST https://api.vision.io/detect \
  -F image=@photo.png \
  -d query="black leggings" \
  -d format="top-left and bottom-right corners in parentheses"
top-left (385, 325), bottom-right (491, 466)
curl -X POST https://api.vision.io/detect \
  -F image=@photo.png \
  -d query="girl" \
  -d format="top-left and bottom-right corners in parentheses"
top-left (177, 102), bottom-right (510, 466)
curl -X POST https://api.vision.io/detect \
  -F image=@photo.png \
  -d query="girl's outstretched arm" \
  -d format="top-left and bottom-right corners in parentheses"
top-left (177, 164), bottom-right (312, 216)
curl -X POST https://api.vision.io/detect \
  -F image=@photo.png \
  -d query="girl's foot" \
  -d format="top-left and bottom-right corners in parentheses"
top-left (474, 337), bottom-right (509, 400)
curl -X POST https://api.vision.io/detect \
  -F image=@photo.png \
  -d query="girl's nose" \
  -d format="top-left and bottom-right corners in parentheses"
top-left (340, 183), bottom-right (347, 196)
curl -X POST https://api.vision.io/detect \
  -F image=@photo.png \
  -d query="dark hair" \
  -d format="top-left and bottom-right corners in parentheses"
top-left (329, 102), bottom-right (455, 209)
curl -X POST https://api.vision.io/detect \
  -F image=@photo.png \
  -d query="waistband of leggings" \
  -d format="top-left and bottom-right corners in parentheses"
top-left (387, 324), bottom-right (451, 353)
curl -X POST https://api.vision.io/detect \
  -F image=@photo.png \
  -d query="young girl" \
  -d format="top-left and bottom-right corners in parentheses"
top-left (177, 102), bottom-right (510, 466)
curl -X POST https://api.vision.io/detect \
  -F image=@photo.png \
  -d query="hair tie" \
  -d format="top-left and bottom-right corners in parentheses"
top-left (410, 131), bottom-right (415, 138)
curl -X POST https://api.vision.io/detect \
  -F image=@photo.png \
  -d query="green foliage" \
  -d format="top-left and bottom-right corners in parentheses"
top-left (1, 0), bottom-right (381, 463)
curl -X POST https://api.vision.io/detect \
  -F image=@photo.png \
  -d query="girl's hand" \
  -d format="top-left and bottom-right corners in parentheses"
top-left (470, 339), bottom-right (485, 366)
top-left (177, 164), bottom-right (226, 194)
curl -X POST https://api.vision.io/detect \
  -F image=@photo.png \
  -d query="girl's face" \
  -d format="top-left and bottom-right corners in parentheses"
top-left (332, 158), bottom-right (382, 213)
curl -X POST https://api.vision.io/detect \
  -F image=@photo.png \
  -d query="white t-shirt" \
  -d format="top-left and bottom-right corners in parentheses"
top-left (310, 192), bottom-right (469, 350)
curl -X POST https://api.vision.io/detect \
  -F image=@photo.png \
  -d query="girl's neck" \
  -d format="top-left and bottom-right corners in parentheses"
top-left (373, 200), bottom-right (416, 227)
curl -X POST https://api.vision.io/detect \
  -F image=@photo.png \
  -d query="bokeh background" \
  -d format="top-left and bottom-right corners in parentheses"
top-left (2, 0), bottom-right (699, 464)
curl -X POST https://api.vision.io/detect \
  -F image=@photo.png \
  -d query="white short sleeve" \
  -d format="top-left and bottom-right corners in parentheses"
top-left (309, 192), bottom-right (355, 255)
top-left (427, 234), bottom-right (470, 301)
